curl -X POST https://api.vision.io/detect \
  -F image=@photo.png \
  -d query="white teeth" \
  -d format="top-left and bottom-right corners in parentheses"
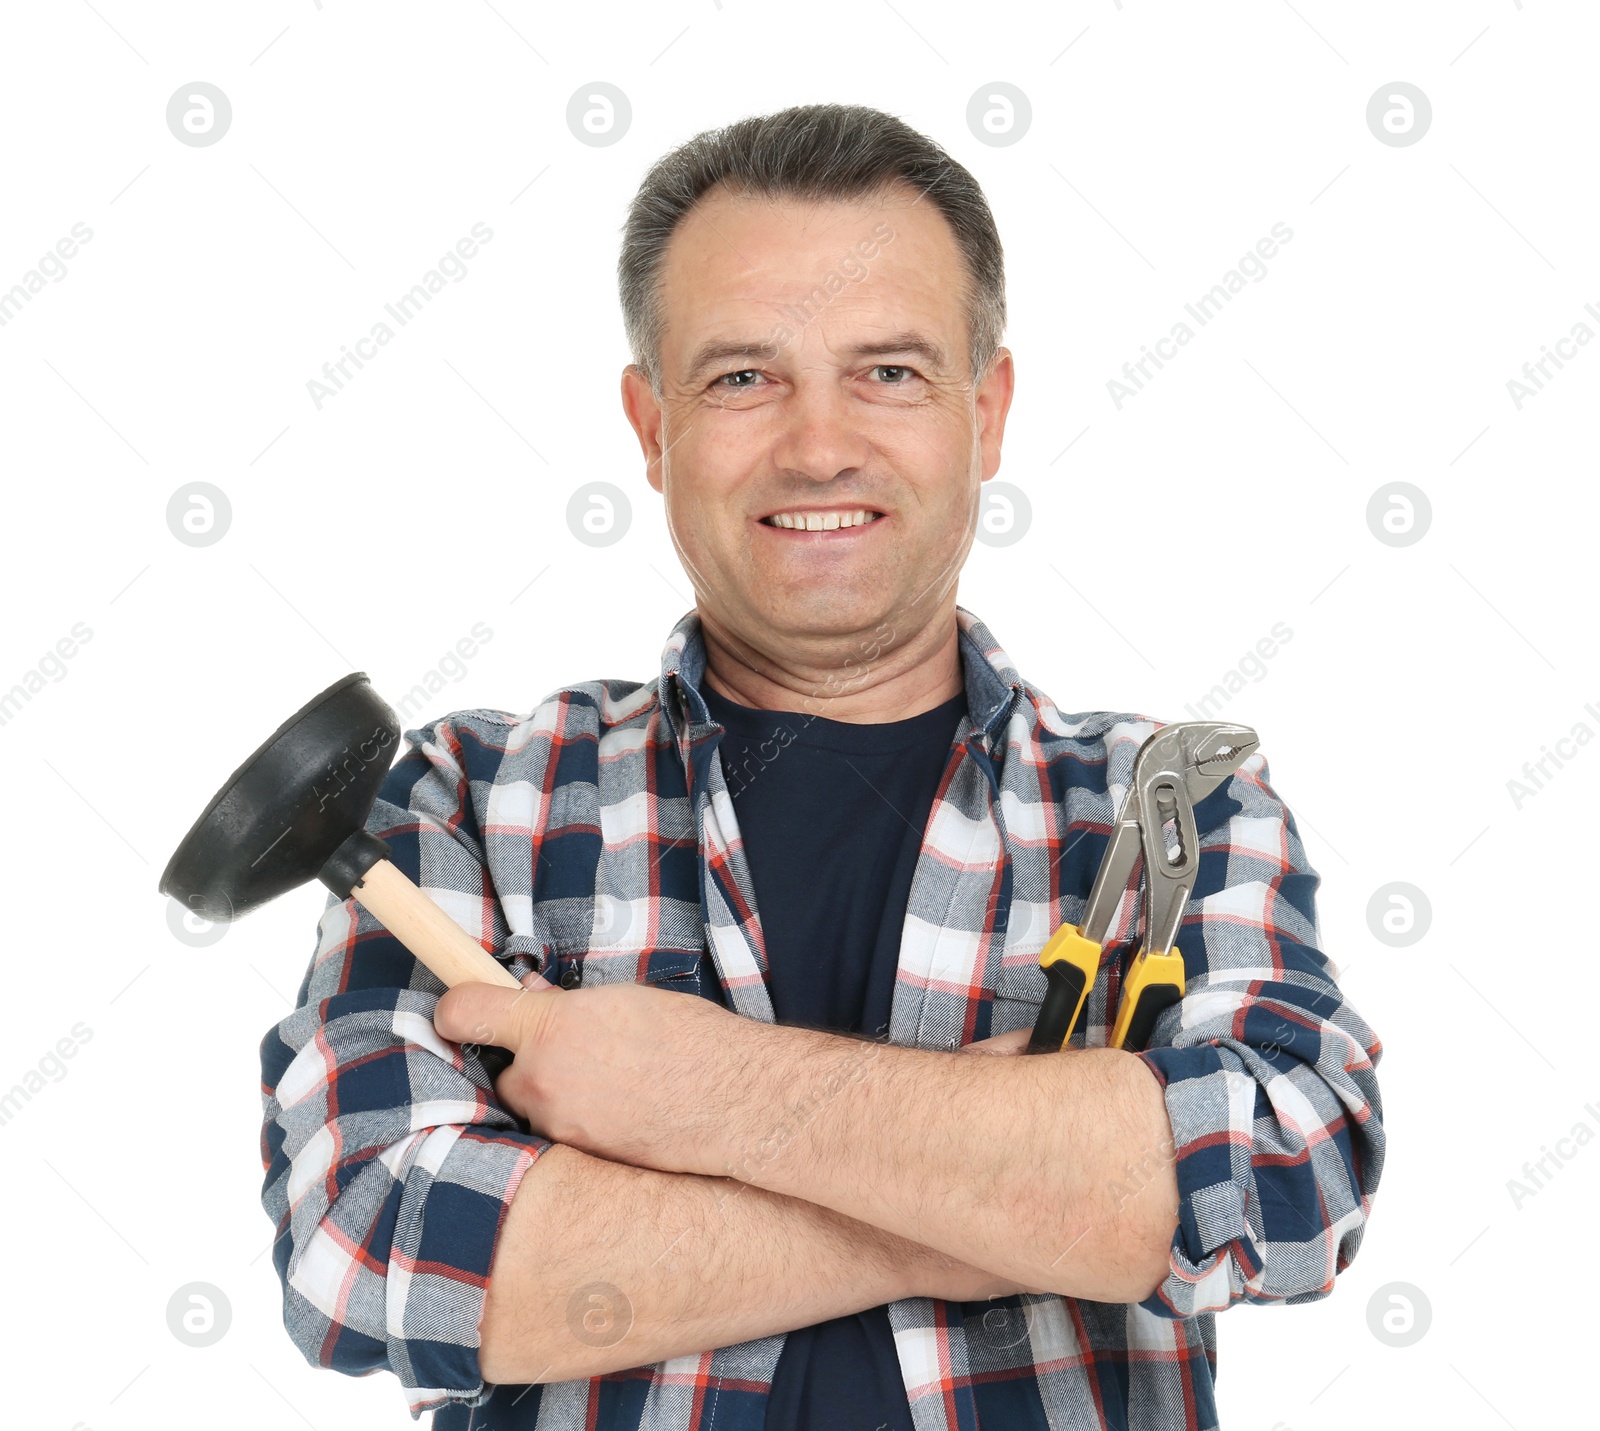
top-left (766, 509), bottom-right (880, 530)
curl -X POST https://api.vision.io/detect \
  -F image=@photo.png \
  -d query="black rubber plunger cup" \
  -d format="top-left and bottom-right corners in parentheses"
top-left (159, 672), bottom-right (519, 991)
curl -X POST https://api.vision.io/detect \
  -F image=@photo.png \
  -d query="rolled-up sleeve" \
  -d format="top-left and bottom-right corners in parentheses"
top-left (1130, 749), bottom-right (1384, 1319)
top-left (257, 718), bottom-right (554, 1419)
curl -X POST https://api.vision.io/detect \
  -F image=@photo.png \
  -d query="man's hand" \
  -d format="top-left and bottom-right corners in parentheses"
top-left (433, 967), bottom-right (1040, 1172)
top-left (434, 974), bottom-right (1037, 1174)
top-left (433, 970), bottom-right (748, 1171)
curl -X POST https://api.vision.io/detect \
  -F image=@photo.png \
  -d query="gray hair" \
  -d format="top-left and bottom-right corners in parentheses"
top-left (618, 102), bottom-right (1006, 397)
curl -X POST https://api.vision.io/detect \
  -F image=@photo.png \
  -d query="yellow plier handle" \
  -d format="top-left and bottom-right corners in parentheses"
top-left (1026, 922), bottom-right (1102, 1053)
top-left (1108, 944), bottom-right (1185, 1051)
top-left (1026, 924), bottom-right (1185, 1052)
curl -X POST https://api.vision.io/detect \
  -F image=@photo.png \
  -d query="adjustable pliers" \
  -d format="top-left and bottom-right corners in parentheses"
top-left (1026, 721), bottom-right (1259, 1054)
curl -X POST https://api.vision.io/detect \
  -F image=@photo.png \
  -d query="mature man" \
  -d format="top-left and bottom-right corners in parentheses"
top-left (260, 103), bottom-right (1384, 1430)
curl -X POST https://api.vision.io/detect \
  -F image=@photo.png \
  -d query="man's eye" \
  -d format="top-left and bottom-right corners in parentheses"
top-left (710, 365), bottom-right (920, 391)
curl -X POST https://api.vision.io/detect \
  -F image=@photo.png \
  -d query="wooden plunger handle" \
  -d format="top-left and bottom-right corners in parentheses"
top-left (348, 858), bottom-right (522, 990)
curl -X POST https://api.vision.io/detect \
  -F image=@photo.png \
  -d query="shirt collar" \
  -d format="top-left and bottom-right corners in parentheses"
top-left (657, 605), bottom-right (1026, 752)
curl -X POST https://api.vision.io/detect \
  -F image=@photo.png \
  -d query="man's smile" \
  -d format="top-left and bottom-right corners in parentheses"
top-left (757, 507), bottom-right (886, 533)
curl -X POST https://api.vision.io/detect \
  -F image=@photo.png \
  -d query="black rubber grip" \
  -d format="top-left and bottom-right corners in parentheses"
top-left (1119, 983), bottom-right (1182, 1052)
top-left (1028, 960), bottom-right (1090, 1053)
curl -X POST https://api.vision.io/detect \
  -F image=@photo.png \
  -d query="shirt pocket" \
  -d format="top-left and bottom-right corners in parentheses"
top-left (641, 948), bottom-right (709, 998)
top-left (991, 955), bottom-right (1049, 1036)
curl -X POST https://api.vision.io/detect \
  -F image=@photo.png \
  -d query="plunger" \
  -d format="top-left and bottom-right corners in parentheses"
top-left (159, 672), bottom-right (520, 991)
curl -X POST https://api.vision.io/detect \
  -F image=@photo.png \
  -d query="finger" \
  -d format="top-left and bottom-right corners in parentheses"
top-left (520, 969), bottom-right (556, 991)
top-left (433, 979), bottom-right (554, 1050)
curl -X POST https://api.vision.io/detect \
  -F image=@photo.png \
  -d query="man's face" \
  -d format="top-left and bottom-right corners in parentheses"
top-left (621, 181), bottom-right (1013, 653)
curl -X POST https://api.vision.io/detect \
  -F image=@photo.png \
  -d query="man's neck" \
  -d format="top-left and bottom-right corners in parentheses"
top-left (697, 608), bottom-right (964, 725)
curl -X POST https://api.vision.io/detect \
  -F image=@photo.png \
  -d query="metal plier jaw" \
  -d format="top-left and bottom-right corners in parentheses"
top-left (1132, 722), bottom-right (1259, 959)
top-left (1026, 721), bottom-right (1259, 1054)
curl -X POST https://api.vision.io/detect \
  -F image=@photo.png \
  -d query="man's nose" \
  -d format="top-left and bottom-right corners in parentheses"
top-left (768, 373), bottom-right (873, 481)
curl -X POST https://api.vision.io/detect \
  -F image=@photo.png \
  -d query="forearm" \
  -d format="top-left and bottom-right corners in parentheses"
top-left (712, 1027), bottom-right (1178, 1303)
top-left (478, 1144), bottom-right (1021, 1385)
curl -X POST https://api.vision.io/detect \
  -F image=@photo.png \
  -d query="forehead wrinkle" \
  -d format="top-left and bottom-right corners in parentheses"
top-left (683, 327), bottom-right (950, 384)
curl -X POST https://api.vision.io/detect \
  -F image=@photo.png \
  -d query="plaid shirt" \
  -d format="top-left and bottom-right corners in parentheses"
top-left (259, 605), bottom-right (1385, 1428)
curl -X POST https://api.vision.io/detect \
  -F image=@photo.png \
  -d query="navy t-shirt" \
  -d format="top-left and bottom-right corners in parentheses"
top-left (700, 679), bottom-right (969, 1431)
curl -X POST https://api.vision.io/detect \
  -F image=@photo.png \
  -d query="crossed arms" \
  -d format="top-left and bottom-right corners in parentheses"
top-left (258, 725), bottom-right (1384, 1410)
top-left (434, 992), bottom-right (1180, 1383)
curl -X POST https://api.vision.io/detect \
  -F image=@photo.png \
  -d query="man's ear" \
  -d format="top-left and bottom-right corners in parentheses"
top-left (976, 347), bottom-right (1015, 484)
top-left (620, 363), bottom-right (665, 494)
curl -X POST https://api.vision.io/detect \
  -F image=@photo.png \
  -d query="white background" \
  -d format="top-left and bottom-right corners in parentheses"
top-left (0, 2), bottom-right (1591, 1427)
